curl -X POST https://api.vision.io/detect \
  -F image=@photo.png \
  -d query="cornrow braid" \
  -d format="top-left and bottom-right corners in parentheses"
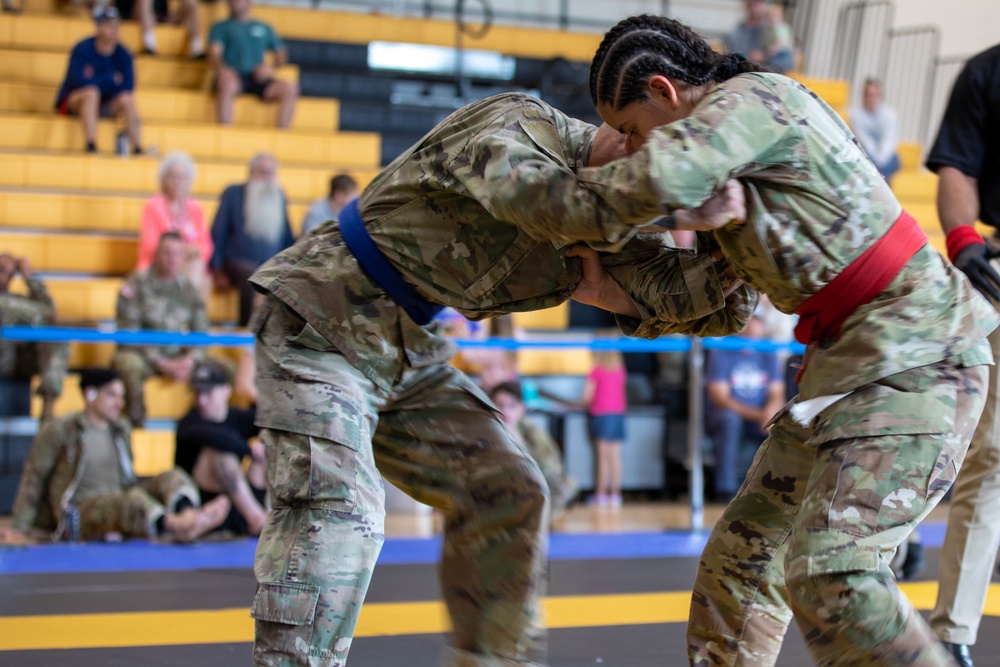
top-left (590, 14), bottom-right (771, 110)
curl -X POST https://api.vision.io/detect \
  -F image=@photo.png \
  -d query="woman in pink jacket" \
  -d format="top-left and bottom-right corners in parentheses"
top-left (137, 151), bottom-right (213, 296)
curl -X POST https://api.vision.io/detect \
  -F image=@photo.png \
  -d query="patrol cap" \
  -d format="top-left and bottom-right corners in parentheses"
top-left (190, 361), bottom-right (230, 393)
top-left (93, 5), bottom-right (120, 22)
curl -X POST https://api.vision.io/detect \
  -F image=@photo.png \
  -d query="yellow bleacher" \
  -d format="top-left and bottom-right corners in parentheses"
top-left (0, 190), bottom-right (309, 235)
top-left (0, 113), bottom-right (380, 166)
top-left (0, 152), bottom-right (377, 200)
top-left (3, 3), bottom-right (604, 61)
top-left (0, 47), bottom-right (300, 89)
top-left (0, 81), bottom-right (340, 131)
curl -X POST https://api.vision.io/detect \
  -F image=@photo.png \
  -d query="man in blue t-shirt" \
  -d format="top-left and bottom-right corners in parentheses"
top-left (55, 6), bottom-right (144, 155)
top-left (705, 310), bottom-right (785, 502)
top-left (208, 0), bottom-right (298, 128)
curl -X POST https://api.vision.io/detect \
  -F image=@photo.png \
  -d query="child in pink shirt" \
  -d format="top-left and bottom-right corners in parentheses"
top-left (582, 349), bottom-right (627, 507)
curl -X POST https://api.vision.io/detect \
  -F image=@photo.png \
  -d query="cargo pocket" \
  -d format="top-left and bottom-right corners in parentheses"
top-left (807, 383), bottom-right (956, 536)
top-left (251, 582), bottom-right (321, 658)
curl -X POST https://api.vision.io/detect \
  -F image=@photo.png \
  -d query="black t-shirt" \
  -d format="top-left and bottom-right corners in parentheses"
top-left (174, 406), bottom-right (259, 475)
top-left (926, 43), bottom-right (1000, 229)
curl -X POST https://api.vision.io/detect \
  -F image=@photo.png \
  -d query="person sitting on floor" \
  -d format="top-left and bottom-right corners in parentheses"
top-left (0, 368), bottom-right (230, 545)
top-left (175, 360), bottom-right (267, 536)
top-left (489, 380), bottom-right (578, 517)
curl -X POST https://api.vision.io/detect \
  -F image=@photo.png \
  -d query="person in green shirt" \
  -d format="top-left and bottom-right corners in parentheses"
top-left (207, 0), bottom-right (298, 128)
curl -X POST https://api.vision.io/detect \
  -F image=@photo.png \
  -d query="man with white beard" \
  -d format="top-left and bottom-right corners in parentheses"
top-left (210, 152), bottom-right (295, 326)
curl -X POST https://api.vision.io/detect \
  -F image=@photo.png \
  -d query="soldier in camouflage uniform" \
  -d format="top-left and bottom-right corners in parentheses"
top-left (0, 254), bottom-right (69, 420)
top-left (489, 380), bottom-right (578, 516)
top-left (248, 91), bottom-right (757, 667)
top-left (112, 231), bottom-right (207, 427)
top-left (577, 15), bottom-right (1000, 666)
top-left (0, 368), bottom-right (230, 545)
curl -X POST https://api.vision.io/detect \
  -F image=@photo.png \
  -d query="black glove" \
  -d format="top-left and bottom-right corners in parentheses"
top-left (953, 242), bottom-right (1000, 301)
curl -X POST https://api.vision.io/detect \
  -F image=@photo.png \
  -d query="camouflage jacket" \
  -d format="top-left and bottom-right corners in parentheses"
top-left (11, 412), bottom-right (135, 535)
top-left (251, 93), bottom-right (756, 392)
top-left (115, 269), bottom-right (208, 364)
top-left (577, 73), bottom-right (1000, 399)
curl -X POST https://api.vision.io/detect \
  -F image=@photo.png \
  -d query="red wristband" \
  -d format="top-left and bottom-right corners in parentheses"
top-left (946, 225), bottom-right (985, 263)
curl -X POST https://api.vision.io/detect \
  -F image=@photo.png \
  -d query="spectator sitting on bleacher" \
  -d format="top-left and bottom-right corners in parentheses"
top-left (174, 360), bottom-right (266, 536)
top-left (114, 0), bottom-right (204, 58)
top-left (55, 6), bottom-right (145, 155)
top-left (0, 255), bottom-right (69, 421)
top-left (489, 381), bottom-right (578, 518)
top-left (705, 308), bottom-right (785, 503)
top-left (112, 232), bottom-right (208, 428)
top-left (725, 0), bottom-right (768, 67)
top-left (850, 78), bottom-right (902, 184)
top-left (208, 0), bottom-right (298, 129)
top-left (301, 173), bottom-right (359, 234)
top-left (210, 152), bottom-right (295, 327)
top-left (137, 151), bottom-right (213, 299)
top-left (0, 369), bottom-right (230, 545)
top-left (761, 1), bottom-right (796, 73)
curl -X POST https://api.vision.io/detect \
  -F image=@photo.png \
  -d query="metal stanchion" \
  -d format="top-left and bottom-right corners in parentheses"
top-left (687, 337), bottom-right (705, 531)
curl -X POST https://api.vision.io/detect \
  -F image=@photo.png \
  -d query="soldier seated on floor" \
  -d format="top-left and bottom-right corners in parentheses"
top-left (0, 368), bottom-right (230, 545)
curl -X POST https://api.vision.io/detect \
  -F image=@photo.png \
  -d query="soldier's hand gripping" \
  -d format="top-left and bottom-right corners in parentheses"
top-left (954, 241), bottom-right (1000, 302)
top-left (673, 179), bottom-right (747, 231)
top-left (566, 245), bottom-right (641, 318)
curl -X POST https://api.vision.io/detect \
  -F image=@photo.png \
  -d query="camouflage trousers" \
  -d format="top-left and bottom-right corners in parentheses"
top-left (111, 348), bottom-right (180, 426)
top-left (688, 352), bottom-right (989, 667)
top-left (251, 301), bottom-right (550, 667)
top-left (0, 339), bottom-right (68, 398)
top-left (76, 467), bottom-right (201, 539)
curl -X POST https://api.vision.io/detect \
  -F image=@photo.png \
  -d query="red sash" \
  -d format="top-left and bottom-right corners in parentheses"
top-left (794, 210), bottom-right (927, 346)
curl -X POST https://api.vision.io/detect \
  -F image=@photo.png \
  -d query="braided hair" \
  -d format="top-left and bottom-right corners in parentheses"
top-left (590, 14), bottom-right (770, 110)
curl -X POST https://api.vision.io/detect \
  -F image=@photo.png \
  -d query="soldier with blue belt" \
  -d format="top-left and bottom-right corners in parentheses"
top-left (248, 91), bottom-right (756, 666)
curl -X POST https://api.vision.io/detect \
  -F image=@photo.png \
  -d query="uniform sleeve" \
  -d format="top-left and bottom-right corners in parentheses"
top-left (576, 78), bottom-right (798, 222)
top-left (448, 109), bottom-right (644, 246)
top-left (10, 422), bottom-right (61, 533)
top-left (602, 232), bottom-right (757, 338)
top-left (926, 62), bottom-right (989, 177)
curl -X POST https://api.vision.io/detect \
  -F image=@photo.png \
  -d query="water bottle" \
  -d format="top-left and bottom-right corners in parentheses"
top-left (62, 505), bottom-right (81, 543)
top-left (116, 131), bottom-right (130, 158)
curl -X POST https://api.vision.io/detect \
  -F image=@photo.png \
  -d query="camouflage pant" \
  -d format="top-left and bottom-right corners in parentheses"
top-left (251, 301), bottom-right (549, 667)
top-left (688, 353), bottom-right (989, 667)
top-left (76, 467), bottom-right (201, 539)
top-left (110, 348), bottom-right (161, 426)
top-left (0, 295), bottom-right (68, 397)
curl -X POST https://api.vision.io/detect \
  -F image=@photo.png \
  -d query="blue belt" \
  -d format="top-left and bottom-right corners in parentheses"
top-left (338, 198), bottom-right (444, 326)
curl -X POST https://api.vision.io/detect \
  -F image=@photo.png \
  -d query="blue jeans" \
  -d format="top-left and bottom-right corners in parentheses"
top-left (875, 153), bottom-right (901, 183)
top-left (708, 410), bottom-right (766, 495)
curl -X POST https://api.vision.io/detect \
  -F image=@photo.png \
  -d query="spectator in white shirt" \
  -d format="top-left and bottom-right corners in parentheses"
top-left (850, 78), bottom-right (901, 183)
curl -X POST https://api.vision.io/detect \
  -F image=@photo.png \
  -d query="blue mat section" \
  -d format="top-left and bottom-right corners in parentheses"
top-left (0, 523), bottom-right (948, 575)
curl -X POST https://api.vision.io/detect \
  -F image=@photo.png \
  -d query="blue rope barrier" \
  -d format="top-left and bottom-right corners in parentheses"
top-left (0, 325), bottom-right (807, 354)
